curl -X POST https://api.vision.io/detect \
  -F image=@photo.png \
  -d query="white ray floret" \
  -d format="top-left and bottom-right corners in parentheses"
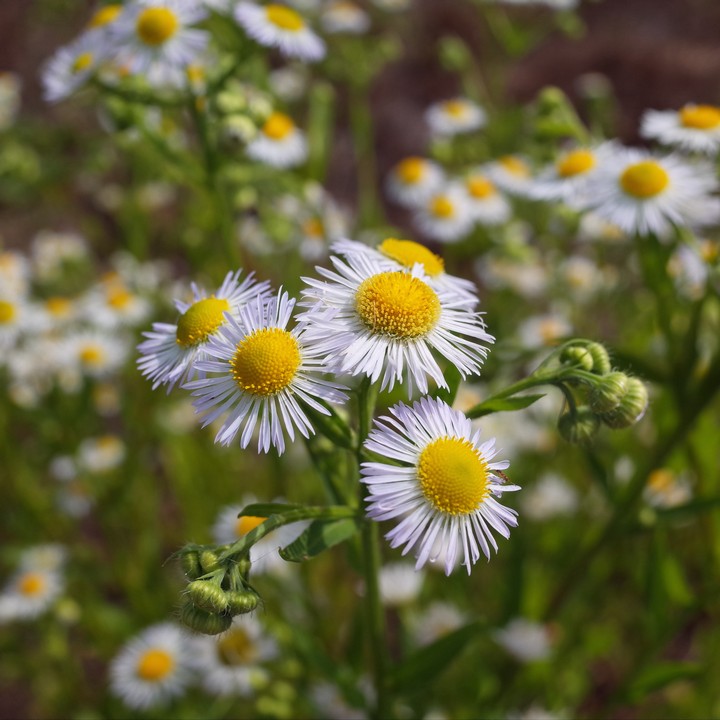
top-left (460, 172), bottom-right (511, 226)
top-left (246, 111), bottom-right (308, 169)
top-left (413, 184), bottom-right (474, 243)
top-left (425, 98), bottom-right (486, 137)
top-left (386, 157), bottom-right (445, 208)
top-left (641, 104), bottom-right (720, 156)
top-left (42, 33), bottom-right (104, 103)
top-left (361, 396), bottom-right (520, 575)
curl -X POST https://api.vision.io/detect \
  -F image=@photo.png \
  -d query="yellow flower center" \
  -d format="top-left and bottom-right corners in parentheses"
top-left (234, 515), bottom-right (267, 537)
top-left (379, 238), bottom-right (444, 277)
top-left (230, 328), bottom-right (301, 396)
top-left (303, 217), bottom-right (324, 238)
top-left (136, 7), bottom-right (179, 47)
top-left (218, 628), bottom-right (258, 666)
top-left (417, 436), bottom-right (489, 515)
top-left (186, 64), bottom-right (205, 84)
top-left (80, 344), bottom-right (105, 366)
top-left (262, 112), bottom-right (295, 140)
top-left (499, 155), bottom-right (530, 178)
top-left (647, 468), bottom-right (675, 493)
top-left (619, 161), bottom-right (669, 199)
top-left (107, 287), bottom-right (133, 310)
top-left (429, 195), bottom-right (455, 219)
top-left (18, 572), bottom-right (46, 597)
top-left (265, 4), bottom-right (305, 31)
top-left (466, 176), bottom-right (496, 199)
top-left (556, 149), bottom-right (596, 178)
top-left (355, 272), bottom-right (440, 339)
top-left (539, 318), bottom-right (562, 344)
top-left (395, 157), bottom-right (426, 185)
top-left (443, 100), bottom-right (468, 118)
top-left (0, 300), bottom-right (16, 325)
top-left (136, 649), bottom-right (175, 682)
top-left (700, 240), bottom-right (720, 263)
top-left (72, 52), bottom-right (94, 74)
top-left (679, 104), bottom-right (720, 130)
top-left (175, 297), bottom-right (230, 348)
top-left (88, 4), bottom-right (122, 28)
top-left (46, 297), bottom-right (72, 317)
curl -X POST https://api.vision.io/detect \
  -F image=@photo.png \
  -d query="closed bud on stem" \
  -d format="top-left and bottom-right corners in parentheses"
top-left (180, 602), bottom-right (232, 636)
top-left (225, 589), bottom-right (259, 616)
top-left (558, 405), bottom-right (600, 444)
top-left (181, 551), bottom-right (202, 580)
top-left (586, 342), bottom-right (611, 375)
top-left (187, 579), bottom-right (229, 614)
top-left (559, 345), bottom-right (594, 372)
top-left (199, 550), bottom-right (220, 574)
top-left (601, 377), bottom-right (649, 429)
top-left (590, 371), bottom-right (629, 414)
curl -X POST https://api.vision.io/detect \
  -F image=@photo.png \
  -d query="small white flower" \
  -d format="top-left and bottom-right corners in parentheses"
top-left (461, 172), bottom-right (512, 226)
top-left (32, 230), bottom-right (89, 280)
top-left (246, 111), bottom-right (308, 169)
top-left (70, 331), bottom-right (129, 379)
top-left (520, 473), bottom-right (579, 521)
top-left (0, 251), bottom-right (31, 297)
top-left (321, 1), bottom-right (371, 34)
top-left (379, 563), bottom-right (424, 607)
top-left (19, 544), bottom-right (68, 573)
top-left (643, 468), bottom-right (692, 509)
top-left (42, 34), bottom-right (104, 103)
top-left (517, 312), bottom-right (571, 349)
top-left (425, 98), bottom-right (486, 137)
top-left (0, 566), bottom-right (63, 623)
top-left (386, 157), bottom-right (445, 207)
top-left (530, 146), bottom-right (609, 205)
top-left (361, 396), bottom-right (520, 575)
top-left (409, 601), bottom-right (467, 646)
top-left (77, 435), bottom-right (126, 473)
top-left (485, 155), bottom-right (534, 197)
top-left (414, 185), bottom-right (475, 243)
top-left (494, 618), bottom-right (553, 662)
top-left (0, 295), bottom-right (27, 352)
top-left (641, 104), bottom-right (720, 155)
top-left (234, 3), bottom-right (326, 61)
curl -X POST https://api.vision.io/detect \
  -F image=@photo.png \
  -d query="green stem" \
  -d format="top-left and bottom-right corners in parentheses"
top-left (348, 85), bottom-right (380, 229)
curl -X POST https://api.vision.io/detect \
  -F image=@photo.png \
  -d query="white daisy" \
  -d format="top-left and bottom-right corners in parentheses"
top-left (25, 296), bottom-right (79, 334)
top-left (643, 468), bottom-right (693, 510)
top-left (517, 312), bottom-right (571, 349)
top-left (414, 185), bottom-right (474, 243)
top-left (425, 98), bottom-right (486, 137)
top-left (408, 601), bottom-right (467, 646)
top-left (461, 172), bottom-right (512, 226)
top-left (0, 295), bottom-right (27, 352)
top-left (361, 396), bottom-right (520, 575)
top-left (70, 331), bottom-right (129, 379)
top-left (234, 3), bottom-right (326, 62)
top-left (321, 1), bottom-right (371, 34)
top-left (0, 567), bottom-right (63, 623)
top-left (246, 111), bottom-right (308, 168)
top-left (520, 473), bottom-right (579, 521)
top-left (109, 0), bottom-right (209, 87)
top-left (300, 254), bottom-right (493, 394)
top-left (493, 618), bottom-right (552, 662)
top-left (530, 146), bottom-right (607, 205)
top-left (485, 155), bottom-right (534, 197)
top-left (580, 147), bottom-right (720, 237)
top-left (42, 34), bottom-right (104, 103)
top-left (83, 280), bottom-right (151, 330)
top-left (31, 230), bottom-right (89, 281)
top-left (378, 563), bottom-right (424, 607)
top-left (77, 435), bottom-right (126, 473)
top-left (641, 104), bottom-right (720, 155)
top-left (18, 544), bottom-right (68, 573)
top-left (187, 290), bottom-right (348, 454)
top-left (331, 237), bottom-right (478, 306)
top-left (386, 157), bottom-right (445, 207)
top-left (0, 250), bottom-right (31, 297)
top-left (137, 270), bottom-right (267, 391)
top-left (109, 623), bottom-right (192, 710)
top-left (188, 616), bottom-right (278, 697)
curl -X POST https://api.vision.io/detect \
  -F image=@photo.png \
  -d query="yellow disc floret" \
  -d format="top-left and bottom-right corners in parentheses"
top-left (235, 515), bottom-right (267, 537)
top-left (0, 300), bottom-right (16, 325)
top-left (80, 344), bottom-right (105, 366)
top-left (379, 238), bottom-right (445, 277)
top-left (556, 149), bottom-right (596, 178)
top-left (88, 4), bottom-right (122, 28)
top-left (620, 161), bottom-right (669, 199)
top-left (465, 175), bottom-right (496, 199)
top-left (176, 297), bottom-right (230, 348)
top-left (46, 297), bottom-right (72, 317)
top-left (136, 649), bottom-right (175, 682)
top-left (395, 157), bottom-right (426, 184)
top-left (107, 287), bottom-right (133, 310)
top-left (265, 4), bottom-right (305, 31)
top-left (429, 195), bottom-right (455, 219)
top-left (679, 104), bottom-right (720, 130)
top-left (136, 7), bottom-right (179, 47)
top-left (231, 328), bottom-right (301, 396)
top-left (18, 572), bottom-right (46, 597)
top-left (418, 436), bottom-right (489, 515)
top-left (262, 112), bottom-right (295, 140)
top-left (443, 100), bottom-right (468, 118)
top-left (72, 52), bottom-right (94, 74)
top-left (355, 272), bottom-right (440, 339)
top-left (218, 628), bottom-right (258, 666)
top-left (499, 155), bottom-right (530, 178)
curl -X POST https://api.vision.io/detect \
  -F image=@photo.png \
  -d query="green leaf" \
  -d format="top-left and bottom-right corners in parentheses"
top-left (433, 364), bottom-right (463, 406)
top-left (279, 518), bottom-right (360, 562)
top-left (467, 394), bottom-right (546, 418)
top-left (388, 622), bottom-right (481, 694)
top-left (238, 503), bottom-right (302, 518)
top-left (627, 662), bottom-right (701, 701)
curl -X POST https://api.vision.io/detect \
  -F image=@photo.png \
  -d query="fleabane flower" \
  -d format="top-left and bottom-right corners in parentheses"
top-left (234, 3), bottom-right (326, 61)
top-left (300, 254), bottom-right (493, 394)
top-left (321, 1), bottom-right (371, 34)
top-left (580, 147), bottom-right (720, 237)
top-left (109, 0), bottom-right (209, 87)
top-left (0, 294), bottom-right (27, 352)
top-left (0, 565), bottom-right (64, 623)
top-left (530, 146), bottom-right (608, 205)
top-left (461, 172), bottom-right (511, 226)
top-left (414, 185), bottom-right (474, 243)
top-left (109, 623), bottom-right (192, 710)
top-left (137, 270), bottom-right (267, 391)
top-left (42, 34), bottom-right (103, 103)
top-left (485, 155), bottom-right (534, 197)
top-left (361, 396), bottom-right (520, 575)
top-left (386, 157), bottom-right (445, 207)
top-left (187, 290), bottom-right (348, 454)
top-left (246, 111), bottom-right (307, 168)
top-left (641, 104), bottom-right (720, 156)
top-left (425, 98), bottom-right (486, 137)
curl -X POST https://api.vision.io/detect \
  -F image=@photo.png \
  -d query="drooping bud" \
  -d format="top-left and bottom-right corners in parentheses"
top-left (558, 405), bottom-right (600, 444)
top-left (187, 580), bottom-right (229, 614)
top-left (199, 550), bottom-right (220, 574)
top-left (559, 345), bottom-right (594, 372)
top-left (225, 589), bottom-right (259, 616)
top-left (589, 371), bottom-right (629, 414)
top-left (586, 342), bottom-right (611, 375)
top-left (181, 551), bottom-right (203, 580)
top-left (600, 377), bottom-right (649, 429)
top-left (180, 602), bottom-right (232, 635)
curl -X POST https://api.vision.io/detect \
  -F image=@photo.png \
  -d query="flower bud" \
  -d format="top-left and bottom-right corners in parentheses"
top-left (559, 345), bottom-right (594, 372)
top-left (225, 589), bottom-right (259, 616)
top-left (600, 377), bottom-right (649, 429)
top-left (586, 342), bottom-right (611, 375)
top-left (199, 550), bottom-right (220, 574)
top-left (180, 602), bottom-right (232, 635)
top-left (558, 405), bottom-right (600, 444)
top-left (181, 551), bottom-right (202, 580)
top-left (187, 580), bottom-right (228, 614)
top-left (589, 371), bottom-right (629, 414)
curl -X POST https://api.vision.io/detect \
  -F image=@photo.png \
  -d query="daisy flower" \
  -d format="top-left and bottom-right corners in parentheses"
top-left (485, 155), bottom-right (534, 197)
top-left (414, 185), bottom-right (474, 243)
top-left (520, 473), bottom-right (578, 521)
top-left (425, 98), bottom-right (486, 137)
top-left (109, 623), bottom-right (192, 710)
top-left (85, 3), bottom-right (124, 33)
top-left (70, 331), bottom-right (129, 379)
top-left (83, 280), bottom-right (151, 329)
top-left (0, 250), bottom-right (30, 297)
top-left (0, 295), bottom-right (27, 352)
top-left (300, 254), bottom-right (493, 394)
top-left (378, 563), bottom-right (424, 607)
top-left (643, 468), bottom-right (693, 510)
top-left (321, 1), bottom-right (371, 34)
top-left (461, 172), bottom-right (511, 226)
top-left (517, 312), bottom-right (571, 349)
top-left (77, 435), bottom-right (126, 473)
top-left (530, 146), bottom-right (607, 205)
top-left (137, 270), bottom-right (267, 391)
top-left (187, 290), bottom-right (348, 454)
top-left (332, 237), bottom-right (478, 305)
top-left (188, 616), bottom-right (279, 697)
top-left (42, 33), bottom-right (103, 103)
top-left (109, 0), bottom-right (209, 87)
top-left (641, 103), bottom-right (720, 156)
top-left (0, 565), bottom-right (64, 623)
top-left (361, 397), bottom-right (520, 575)
top-left (246, 111), bottom-right (308, 168)
top-left (408, 601), bottom-right (467, 646)
top-left (386, 157), bottom-right (445, 207)
top-left (493, 618), bottom-right (552, 662)
top-left (580, 147), bottom-right (720, 237)
top-left (234, 3), bottom-right (326, 61)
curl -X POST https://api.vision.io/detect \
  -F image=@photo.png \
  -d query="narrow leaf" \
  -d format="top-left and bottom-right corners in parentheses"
top-left (238, 503), bottom-right (302, 518)
top-left (467, 393), bottom-right (546, 418)
top-left (627, 662), bottom-right (701, 701)
top-left (279, 518), bottom-right (359, 562)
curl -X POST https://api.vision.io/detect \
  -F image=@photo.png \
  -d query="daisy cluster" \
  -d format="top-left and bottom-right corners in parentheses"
top-left (0, 235), bottom-right (165, 408)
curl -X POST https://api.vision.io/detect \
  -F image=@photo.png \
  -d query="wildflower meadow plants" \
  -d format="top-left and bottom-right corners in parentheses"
top-left (4, 1), bottom-right (720, 718)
